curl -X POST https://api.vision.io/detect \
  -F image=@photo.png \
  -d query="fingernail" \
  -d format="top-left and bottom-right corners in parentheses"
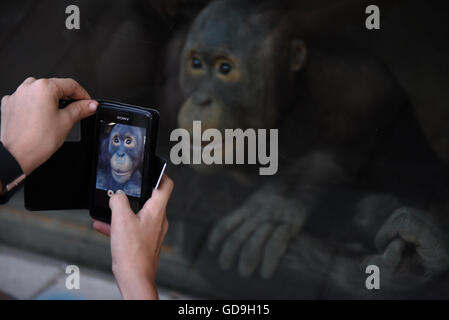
top-left (116, 190), bottom-right (124, 194)
top-left (89, 102), bottom-right (98, 112)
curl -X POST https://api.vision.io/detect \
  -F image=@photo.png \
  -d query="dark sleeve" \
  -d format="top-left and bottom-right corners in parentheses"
top-left (0, 143), bottom-right (24, 204)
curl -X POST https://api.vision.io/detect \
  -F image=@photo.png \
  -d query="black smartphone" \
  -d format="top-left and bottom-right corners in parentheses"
top-left (89, 101), bottom-right (160, 223)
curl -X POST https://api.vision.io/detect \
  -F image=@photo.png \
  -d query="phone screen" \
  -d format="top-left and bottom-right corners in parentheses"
top-left (90, 102), bottom-right (157, 222)
top-left (95, 120), bottom-right (147, 206)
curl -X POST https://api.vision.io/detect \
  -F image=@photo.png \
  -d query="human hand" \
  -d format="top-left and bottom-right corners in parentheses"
top-left (93, 175), bottom-right (174, 300)
top-left (0, 77), bottom-right (98, 175)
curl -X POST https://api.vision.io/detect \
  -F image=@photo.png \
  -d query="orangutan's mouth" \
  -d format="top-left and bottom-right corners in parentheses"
top-left (112, 169), bottom-right (132, 177)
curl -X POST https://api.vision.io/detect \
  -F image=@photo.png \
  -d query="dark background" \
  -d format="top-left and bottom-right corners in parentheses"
top-left (1, 0), bottom-right (449, 299)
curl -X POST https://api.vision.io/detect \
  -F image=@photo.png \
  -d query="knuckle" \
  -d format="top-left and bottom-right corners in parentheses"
top-left (167, 178), bottom-right (175, 191)
top-left (61, 77), bottom-right (78, 86)
top-left (25, 76), bottom-right (36, 83)
top-left (163, 176), bottom-right (174, 193)
top-left (33, 79), bottom-right (55, 94)
top-left (150, 196), bottom-right (164, 209)
top-left (65, 103), bottom-right (84, 123)
top-left (109, 194), bottom-right (119, 208)
top-left (72, 103), bottom-right (83, 119)
top-left (166, 176), bottom-right (174, 187)
top-left (141, 198), bottom-right (154, 212)
top-left (153, 202), bottom-right (166, 216)
top-left (35, 78), bottom-right (50, 88)
top-left (70, 78), bottom-right (80, 87)
top-left (1, 95), bottom-right (8, 106)
top-left (65, 78), bottom-right (82, 91)
top-left (16, 84), bottom-right (26, 93)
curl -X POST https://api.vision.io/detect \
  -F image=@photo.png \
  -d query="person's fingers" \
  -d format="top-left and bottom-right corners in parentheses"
top-left (151, 175), bottom-right (174, 208)
top-left (163, 217), bottom-right (169, 236)
top-left (155, 218), bottom-right (169, 258)
top-left (158, 217), bottom-right (169, 244)
top-left (21, 77), bottom-right (36, 86)
top-left (49, 78), bottom-right (91, 100)
top-left (139, 175), bottom-right (174, 220)
top-left (62, 99), bottom-right (98, 124)
top-left (93, 220), bottom-right (111, 237)
top-left (109, 191), bottom-right (136, 225)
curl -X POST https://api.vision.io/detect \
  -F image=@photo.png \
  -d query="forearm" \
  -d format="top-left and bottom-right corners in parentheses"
top-left (114, 271), bottom-right (159, 300)
top-left (0, 142), bottom-right (25, 204)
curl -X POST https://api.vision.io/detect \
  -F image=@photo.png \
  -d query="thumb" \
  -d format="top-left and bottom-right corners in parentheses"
top-left (62, 100), bottom-right (98, 124)
top-left (109, 191), bottom-right (135, 225)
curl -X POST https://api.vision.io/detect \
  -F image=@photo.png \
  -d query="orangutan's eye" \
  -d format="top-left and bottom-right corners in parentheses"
top-left (192, 57), bottom-right (203, 69)
top-left (219, 62), bottom-right (232, 75)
